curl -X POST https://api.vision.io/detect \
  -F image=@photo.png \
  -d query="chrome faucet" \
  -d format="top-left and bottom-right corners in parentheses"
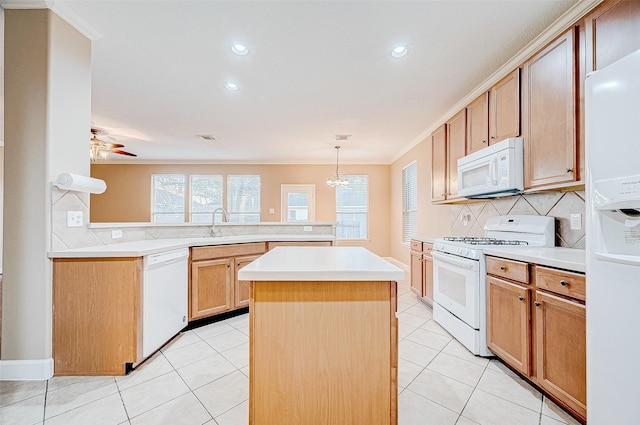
top-left (211, 207), bottom-right (228, 236)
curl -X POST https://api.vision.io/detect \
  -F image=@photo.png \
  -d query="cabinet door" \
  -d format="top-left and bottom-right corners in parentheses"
top-left (486, 276), bottom-right (531, 376)
top-left (235, 254), bottom-right (261, 308)
top-left (446, 109), bottom-right (467, 200)
top-left (523, 28), bottom-right (577, 189)
top-left (190, 258), bottom-right (233, 320)
top-left (410, 251), bottom-right (424, 297)
top-left (422, 252), bottom-right (434, 306)
top-left (431, 125), bottom-right (447, 202)
top-left (534, 290), bottom-right (586, 420)
top-left (585, 0), bottom-right (640, 73)
top-left (490, 68), bottom-right (521, 143)
top-left (466, 92), bottom-right (489, 154)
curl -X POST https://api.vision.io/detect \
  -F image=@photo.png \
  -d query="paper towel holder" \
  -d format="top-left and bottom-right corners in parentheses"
top-left (52, 173), bottom-right (107, 194)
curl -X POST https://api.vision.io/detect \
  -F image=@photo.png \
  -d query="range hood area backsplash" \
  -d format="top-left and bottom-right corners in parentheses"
top-left (449, 190), bottom-right (586, 249)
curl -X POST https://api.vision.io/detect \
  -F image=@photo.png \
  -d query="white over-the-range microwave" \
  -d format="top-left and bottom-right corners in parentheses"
top-left (457, 137), bottom-right (524, 199)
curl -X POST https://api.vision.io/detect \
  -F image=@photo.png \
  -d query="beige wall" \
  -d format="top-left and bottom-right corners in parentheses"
top-left (3, 10), bottom-right (91, 364)
top-left (389, 138), bottom-right (450, 265)
top-left (91, 163), bottom-right (391, 256)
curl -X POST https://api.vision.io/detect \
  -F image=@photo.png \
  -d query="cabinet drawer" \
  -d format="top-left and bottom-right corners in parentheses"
top-left (486, 256), bottom-right (529, 284)
top-left (191, 242), bottom-right (266, 261)
top-left (410, 240), bottom-right (423, 252)
top-left (534, 266), bottom-right (585, 302)
top-left (423, 243), bottom-right (433, 257)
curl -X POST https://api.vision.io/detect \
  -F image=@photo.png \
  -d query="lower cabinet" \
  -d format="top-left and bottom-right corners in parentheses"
top-left (486, 256), bottom-right (586, 423)
top-left (190, 243), bottom-right (267, 320)
top-left (410, 240), bottom-right (434, 305)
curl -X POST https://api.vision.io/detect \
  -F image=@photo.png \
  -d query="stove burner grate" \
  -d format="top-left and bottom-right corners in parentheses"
top-left (443, 237), bottom-right (529, 246)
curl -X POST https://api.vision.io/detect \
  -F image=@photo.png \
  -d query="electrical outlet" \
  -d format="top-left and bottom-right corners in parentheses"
top-left (111, 229), bottom-right (123, 239)
top-left (304, 226), bottom-right (312, 232)
top-left (67, 211), bottom-right (83, 227)
top-left (570, 214), bottom-right (582, 230)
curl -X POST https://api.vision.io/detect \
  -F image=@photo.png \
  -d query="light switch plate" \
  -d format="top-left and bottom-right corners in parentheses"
top-left (112, 229), bottom-right (123, 239)
top-left (570, 214), bottom-right (582, 230)
top-left (67, 211), bottom-right (83, 227)
top-left (269, 208), bottom-right (275, 214)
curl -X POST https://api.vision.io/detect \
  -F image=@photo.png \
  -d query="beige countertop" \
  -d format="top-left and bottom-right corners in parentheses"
top-left (47, 234), bottom-right (335, 258)
top-left (238, 246), bottom-right (405, 282)
top-left (482, 246), bottom-right (585, 273)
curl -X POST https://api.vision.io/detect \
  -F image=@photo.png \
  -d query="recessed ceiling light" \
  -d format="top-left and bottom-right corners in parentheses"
top-left (224, 82), bottom-right (239, 91)
top-left (232, 43), bottom-right (249, 56)
top-left (391, 45), bottom-right (408, 58)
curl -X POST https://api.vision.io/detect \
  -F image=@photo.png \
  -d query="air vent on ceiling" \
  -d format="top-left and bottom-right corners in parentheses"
top-left (196, 134), bottom-right (216, 141)
top-left (335, 134), bottom-right (351, 141)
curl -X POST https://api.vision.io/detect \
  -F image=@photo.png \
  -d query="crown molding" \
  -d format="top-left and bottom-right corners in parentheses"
top-left (391, 0), bottom-right (604, 165)
top-left (1, 0), bottom-right (102, 40)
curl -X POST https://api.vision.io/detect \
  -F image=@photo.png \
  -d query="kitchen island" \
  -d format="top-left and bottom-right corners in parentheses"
top-left (238, 246), bottom-right (404, 425)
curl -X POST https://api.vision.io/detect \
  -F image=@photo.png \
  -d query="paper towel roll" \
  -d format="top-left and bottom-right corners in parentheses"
top-left (52, 173), bottom-right (107, 194)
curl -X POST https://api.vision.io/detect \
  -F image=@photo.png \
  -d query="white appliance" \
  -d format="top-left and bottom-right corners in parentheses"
top-left (457, 138), bottom-right (524, 199)
top-left (585, 49), bottom-right (640, 424)
top-left (432, 215), bottom-right (554, 357)
top-left (142, 248), bottom-right (189, 358)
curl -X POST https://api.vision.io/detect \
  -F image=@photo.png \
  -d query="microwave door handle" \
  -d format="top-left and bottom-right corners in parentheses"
top-left (431, 251), bottom-right (475, 270)
top-left (489, 156), bottom-right (498, 185)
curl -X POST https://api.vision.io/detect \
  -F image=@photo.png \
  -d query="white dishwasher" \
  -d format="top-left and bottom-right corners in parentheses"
top-left (143, 248), bottom-right (189, 357)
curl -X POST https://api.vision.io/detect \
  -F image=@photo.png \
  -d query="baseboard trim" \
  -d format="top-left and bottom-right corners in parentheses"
top-left (0, 358), bottom-right (54, 380)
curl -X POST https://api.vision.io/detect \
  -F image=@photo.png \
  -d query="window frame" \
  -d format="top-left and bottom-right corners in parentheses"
top-left (151, 174), bottom-right (187, 223)
top-left (335, 175), bottom-right (369, 241)
top-left (189, 174), bottom-right (224, 224)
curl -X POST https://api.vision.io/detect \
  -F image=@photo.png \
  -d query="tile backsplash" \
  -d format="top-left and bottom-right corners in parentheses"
top-left (449, 190), bottom-right (586, 248)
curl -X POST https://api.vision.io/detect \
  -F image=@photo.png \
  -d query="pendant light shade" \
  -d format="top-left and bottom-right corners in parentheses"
top-left (326, 145), bottom-right (349, 187)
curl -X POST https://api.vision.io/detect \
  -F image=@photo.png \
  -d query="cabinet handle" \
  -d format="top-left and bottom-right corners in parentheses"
top-left (534, 301), bottom-right (541, 307)
top-left (482, 140), bottom-right (487, 144)
top-left (490, 136), bottom-right (495, 140)
top-left (560, 280), bottom-right (569, 287)
top-left (500, 266), bottom-right (506, 271)
top-left (518, 295), bottom-right (525, 301)
top-left (227, 264), bottom-right (231, 268)
top-left (566, 168), bottom-right (573, 173)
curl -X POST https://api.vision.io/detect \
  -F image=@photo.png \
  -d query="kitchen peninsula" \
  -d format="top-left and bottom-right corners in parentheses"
top-left (238, 246), bottom-right (404, 425)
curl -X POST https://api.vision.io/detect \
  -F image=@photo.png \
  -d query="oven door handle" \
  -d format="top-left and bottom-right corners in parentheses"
top-left (431, 251), bottom-right (476, 270)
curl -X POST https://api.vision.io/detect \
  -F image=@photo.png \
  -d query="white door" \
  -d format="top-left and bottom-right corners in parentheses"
top-left (281, 184), bottom-right (315, 222)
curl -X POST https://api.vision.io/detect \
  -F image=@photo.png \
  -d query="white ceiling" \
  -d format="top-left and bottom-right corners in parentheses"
top-left (5, 1), bottom-right (580, 163)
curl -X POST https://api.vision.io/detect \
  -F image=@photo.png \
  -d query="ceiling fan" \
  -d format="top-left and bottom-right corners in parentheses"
top-left (90, 128), bottom-right (137, 161)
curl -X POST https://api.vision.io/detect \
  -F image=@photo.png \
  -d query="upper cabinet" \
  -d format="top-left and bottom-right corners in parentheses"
top-left (489, 68), bottom-right (521, 143)
top-left (446, 109), bottom-right (467, 201)
top-left (466, 92), bottom-right (489, 154)
top-left (523, 28), bottom-right (577, 189)
top-left (431, 124), bottom-right (447, 202)
top-left (584, 0), bottom-right (640, 73)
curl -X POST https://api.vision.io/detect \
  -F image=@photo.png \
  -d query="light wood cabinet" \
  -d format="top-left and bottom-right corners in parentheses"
top-left (431, 124), bottom-right (447, 202)
top-left (53, 257), bottom-right (143, 376)
top-left (486, 275), bottom-right (531, 376)
top-left (584, 0), bottom-right (640, 73)
top-left (534, 290), bottom-right (586, 420)
top-left (190, 242), bottom-right (266, 320)
top-left (523, 28), bottom-right (577, 189)
top-left (489, 68), bottom-right (521, 143)
top-left (486, 256), bottom-right (586, 423)
top-left (422, 244), bottom-right (434, 306)
top-left (410, 249), bottom-right (423, 296)
top-left (466, 92), bottom-right (489, 154)
top-left (446, 109), bottom-right (467, 200)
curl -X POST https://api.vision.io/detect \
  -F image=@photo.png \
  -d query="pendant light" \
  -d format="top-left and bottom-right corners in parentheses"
top-left (326, 145), bottom-right (349, 187)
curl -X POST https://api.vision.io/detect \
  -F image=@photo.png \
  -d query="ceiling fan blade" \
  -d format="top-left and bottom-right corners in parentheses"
top-left (112, 149), bottom-right (137, 157)
top-left (103, 142), bottom-right (125, 149)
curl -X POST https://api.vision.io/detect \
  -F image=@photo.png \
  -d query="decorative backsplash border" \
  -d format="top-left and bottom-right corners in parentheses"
top-left (449, 190), bottom-right (586, 248)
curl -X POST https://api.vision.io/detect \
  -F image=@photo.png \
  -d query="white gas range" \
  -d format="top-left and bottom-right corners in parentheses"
top-left (432, 215), bottom-right (555, 357)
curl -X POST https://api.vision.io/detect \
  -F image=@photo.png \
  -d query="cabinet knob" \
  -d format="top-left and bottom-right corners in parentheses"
top-left (226, 264), bottom-right (231, 268)
top-left (534, 301), bottom-right (541, 307)
top-left (482, 140), bottom-right (487, 144)
top-left (500, 266), bottom-right (506, 271)
top-left (490, 136), bottom-right (495, 140)
top-left (518, 295), bottom-right (525, 301)
top-left (560, 279), bottom-right (569, 287)
top-left (566, 168), bottom-right (573, 173)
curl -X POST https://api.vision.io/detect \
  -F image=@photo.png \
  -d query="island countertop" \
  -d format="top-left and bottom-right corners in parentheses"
top-left (238, 246), bottom-right (405, 281)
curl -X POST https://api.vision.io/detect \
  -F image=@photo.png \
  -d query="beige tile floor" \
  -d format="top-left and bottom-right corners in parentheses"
top-left (0, 277), bottom-right (582, 425)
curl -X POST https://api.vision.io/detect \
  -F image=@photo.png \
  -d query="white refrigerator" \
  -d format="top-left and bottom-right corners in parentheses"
top-left (586, 49), bottom-right (640, 423)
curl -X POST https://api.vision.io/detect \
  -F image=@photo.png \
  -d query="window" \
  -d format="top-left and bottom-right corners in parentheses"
top-left (281, 184), bottom-right (315, 222)
top-left (402, 162), bottom-right (418, 243)
top-left (227, 175), bottom-right (261, 222)
top-left (152, 174), bottom-right (185, 223)
top-left (190, 175), bottom-right (223, 223)
top-left (336, 175), bottom-right (368, 239)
